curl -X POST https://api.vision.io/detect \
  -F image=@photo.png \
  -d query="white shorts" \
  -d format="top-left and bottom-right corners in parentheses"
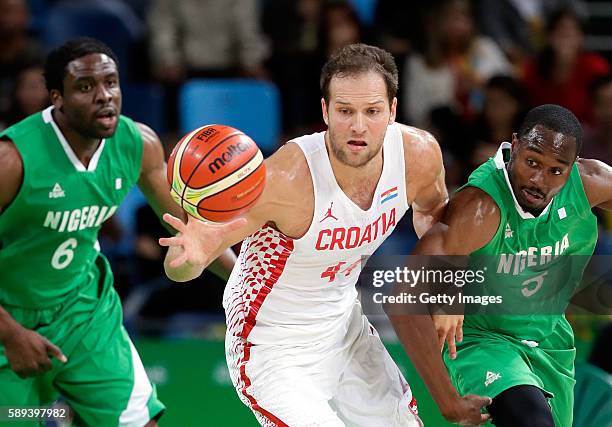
top-left (225, 303), bottom-right (423, 427)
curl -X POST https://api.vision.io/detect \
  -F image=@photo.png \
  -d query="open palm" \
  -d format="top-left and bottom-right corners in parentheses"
top-left (159, 213), bottom-right (246, 268)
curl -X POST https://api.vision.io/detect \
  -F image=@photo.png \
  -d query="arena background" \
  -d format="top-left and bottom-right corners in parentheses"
top-left (1, 0), bottom-right (610, 425)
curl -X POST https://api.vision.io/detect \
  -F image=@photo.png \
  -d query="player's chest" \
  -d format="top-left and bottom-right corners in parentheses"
top-left (22, 163), bottom-right (131, 228)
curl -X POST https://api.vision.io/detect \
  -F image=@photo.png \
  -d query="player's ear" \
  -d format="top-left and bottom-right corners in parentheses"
top-left (511, 132), bottom-right (518, 147)
top-left (389, 97), bottom-right (397, 124)
top-left (50, 89), bottom-right (63, 111)
top-left (321, 98), bottom-right (329, 126)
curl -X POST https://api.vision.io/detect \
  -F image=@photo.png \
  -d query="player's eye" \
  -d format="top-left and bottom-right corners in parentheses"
top-left (79, 84), bottom-right (92, 92)
top-left (339, 108), bottom-right (350, 115)
top-left (106, 79), bottom-right (117, 88)
top-left (527, 159), bottom-right (537, 167)
top-left (367, 109), bottom-right (379, 115)
top-left (551, 168), bottom-right (562, 176)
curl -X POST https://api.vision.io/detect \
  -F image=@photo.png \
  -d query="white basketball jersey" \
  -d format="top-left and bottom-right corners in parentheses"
top-left (223, 123), bottom-right (409, 345)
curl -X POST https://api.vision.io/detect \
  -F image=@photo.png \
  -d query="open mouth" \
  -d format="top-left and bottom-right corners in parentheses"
top-left (522, 187), bottom-right (544, 203)
top-left (95, 109), bottom-right (117, 127)
top-left (347, 140), bottom-right (367, 152)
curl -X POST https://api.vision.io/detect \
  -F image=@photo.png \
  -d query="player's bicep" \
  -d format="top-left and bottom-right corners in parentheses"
top-left (0, 139), bottom-right (23, 213)
top-left (414, 187), bottom-right (500, 256)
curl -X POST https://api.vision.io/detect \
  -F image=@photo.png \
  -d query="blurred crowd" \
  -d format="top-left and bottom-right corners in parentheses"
top-left (1, 0), bottom-right (612, 321)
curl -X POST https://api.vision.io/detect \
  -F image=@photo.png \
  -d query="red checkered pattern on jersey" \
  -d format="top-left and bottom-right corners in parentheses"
top-left (226, 226), bottom-right (294, 340)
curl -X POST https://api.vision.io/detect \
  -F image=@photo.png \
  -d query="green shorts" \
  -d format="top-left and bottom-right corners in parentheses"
top-left (444, 325), bottom-right (576, 427)
top-left (0, 256), bottom-right (165, 426)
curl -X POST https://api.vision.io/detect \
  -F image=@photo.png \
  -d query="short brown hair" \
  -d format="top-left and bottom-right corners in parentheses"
top-left (320, 43), bottom-right (398, 105)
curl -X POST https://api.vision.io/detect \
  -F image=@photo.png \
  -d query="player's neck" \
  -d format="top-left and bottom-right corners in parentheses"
top-left (52, 108), bottom-right (102, 167)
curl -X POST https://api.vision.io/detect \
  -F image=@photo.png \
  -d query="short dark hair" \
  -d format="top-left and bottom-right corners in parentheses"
top-left (44, 37), bottom-right (119, 93)
top-left (320, 43), bottom-right (398, 104)
top-left (517, 104), bottom-right (583, 156)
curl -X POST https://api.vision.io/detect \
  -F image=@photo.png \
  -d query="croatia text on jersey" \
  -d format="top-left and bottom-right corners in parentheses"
top-left (315, 208), bottom-right (396, 251)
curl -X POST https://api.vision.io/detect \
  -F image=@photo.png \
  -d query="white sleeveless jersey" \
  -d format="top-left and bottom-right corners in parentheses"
top-left (223, 123), bottom-right (410, 345)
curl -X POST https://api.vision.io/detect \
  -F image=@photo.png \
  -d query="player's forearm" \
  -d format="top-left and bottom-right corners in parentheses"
top-left (164, 246), bottom-right (207, 282)
top-left (388, 314), bottom-right (461, 415)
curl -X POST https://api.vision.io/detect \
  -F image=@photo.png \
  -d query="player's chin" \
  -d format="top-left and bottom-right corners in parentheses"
top-left (94, 124), bottom-right (118, 138)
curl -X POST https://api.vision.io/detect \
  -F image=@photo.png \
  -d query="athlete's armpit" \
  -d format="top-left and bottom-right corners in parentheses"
top-left (0, 138), bottom-right (23, 213)
top-left (578, 158), bottom-right (612, 210)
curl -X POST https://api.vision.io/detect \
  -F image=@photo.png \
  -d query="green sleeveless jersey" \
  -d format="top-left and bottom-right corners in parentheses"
top-left (0, 107), bottom-right (143, 308)
top-left (462, 142), bottom-right (597, 342)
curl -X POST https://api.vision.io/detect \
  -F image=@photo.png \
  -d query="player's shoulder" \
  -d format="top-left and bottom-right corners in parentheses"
top-left (2, 111), bottom-right (46, 140)
top-left (262, 141), bottom-right (311, 197)
top-left (450, 186), bottom-right (500, 220)
top-left (133, 121), bottom-right (161, 147)
top-left (0, 137), bottom-right (23, 169)
top-left (396, 122), bottom-right (443, 176)
top-left (266, 141), bottom-right (310, 179)
top-left (577, 157), bottom-right (611, 179)
top-left (0, 138), bottom-right (24, 211)
top-left (441, 186), bottom-right (501, 251)
top-left (396, 123), bottom-right (440, 152)
top-left (577, 157), bottom-right (612, 206)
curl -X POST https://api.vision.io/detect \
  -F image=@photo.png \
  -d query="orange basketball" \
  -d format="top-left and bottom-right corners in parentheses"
top-left (167, 124), bottom-right (266, 222)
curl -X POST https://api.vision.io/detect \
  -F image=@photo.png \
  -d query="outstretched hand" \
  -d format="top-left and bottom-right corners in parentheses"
top-left (159, 213), bottom-right (246, 269)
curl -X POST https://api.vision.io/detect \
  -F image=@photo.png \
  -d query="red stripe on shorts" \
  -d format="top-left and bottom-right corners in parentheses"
top-left (240, 342), bottom-right (289, 427)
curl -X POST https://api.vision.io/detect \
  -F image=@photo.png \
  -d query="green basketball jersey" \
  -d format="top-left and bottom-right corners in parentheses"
top-left (462, 142), bottom-right (598, 342)
top-left (0, 106), bottom-right (143, 308)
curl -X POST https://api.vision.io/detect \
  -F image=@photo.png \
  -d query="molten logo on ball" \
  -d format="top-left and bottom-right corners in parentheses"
top-left (168, 124), bottom-right (266, 222)
top-left (208, 141), bottom-right (250, 174)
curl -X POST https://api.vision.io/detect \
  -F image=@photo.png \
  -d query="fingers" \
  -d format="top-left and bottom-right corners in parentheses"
top-left (437, 329), bottom-right (446, 352)
top-left (159, 235), bottom-right (182, 247)
top-left (456, 319), bottom-right (464, 343)
top-left (479, 396), bottom-right (492, 407)
top-left (447, 332), bottom-right (457, 360)
top-left (163, 213), bottom-right (186, 233)
top-left (480, 413), bottom-right (491, 424)
top-left (43, 338), bottom-right (67, 363)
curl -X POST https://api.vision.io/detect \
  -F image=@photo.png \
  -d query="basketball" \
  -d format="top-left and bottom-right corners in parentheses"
top-left (167, 124), bottom-right (266, 222)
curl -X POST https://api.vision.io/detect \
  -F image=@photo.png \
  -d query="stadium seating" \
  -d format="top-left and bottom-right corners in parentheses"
top-left (41, 0), bottom-right (144, 80)
top-left (121, 83), bottom-right (166, 134)
top-left (179, 79), bottom-right (281, 156)
top-left (348, 0), bottom-right (377, 26)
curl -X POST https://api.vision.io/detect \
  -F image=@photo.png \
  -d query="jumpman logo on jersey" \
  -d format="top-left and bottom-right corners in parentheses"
top-left (319, 202), bottom-right (338, 222)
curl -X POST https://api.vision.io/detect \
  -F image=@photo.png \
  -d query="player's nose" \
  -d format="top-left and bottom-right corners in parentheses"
top-left (350, 112), bottom-right (367, 134)
top-left (529, 170), bottom-right (544, 186)
top-left (94, 82), bottom-right (113, 104)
